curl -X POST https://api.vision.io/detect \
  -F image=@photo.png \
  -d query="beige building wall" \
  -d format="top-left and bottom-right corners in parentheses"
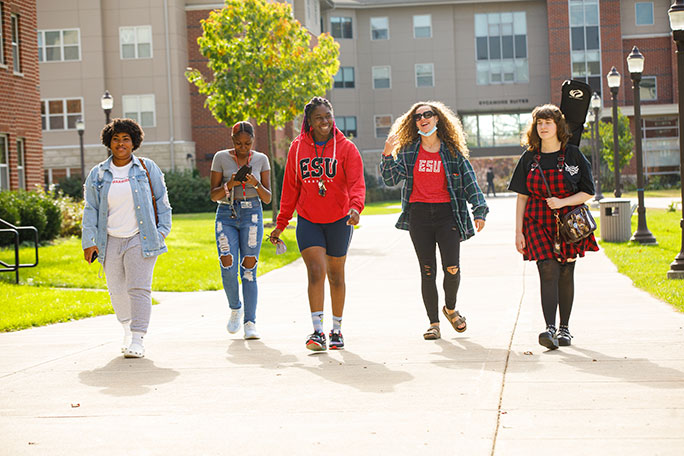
top-left (620, 0), bottom-right (671, 37)
top-left (38, 0), bottom-right (195, 181)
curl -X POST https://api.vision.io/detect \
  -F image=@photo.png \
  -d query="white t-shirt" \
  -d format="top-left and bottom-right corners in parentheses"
top-left (107, 161), bottom-right (139, 238)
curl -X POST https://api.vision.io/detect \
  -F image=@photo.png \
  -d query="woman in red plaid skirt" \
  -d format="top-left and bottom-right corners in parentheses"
top-left (508, 104), bottom-right (599, 350)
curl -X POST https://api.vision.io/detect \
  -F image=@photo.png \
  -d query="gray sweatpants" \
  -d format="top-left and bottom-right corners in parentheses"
top-left (104, 234), bottom-right (157, 334)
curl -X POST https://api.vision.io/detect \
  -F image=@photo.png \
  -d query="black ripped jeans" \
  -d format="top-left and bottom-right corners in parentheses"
top-left (408, 202), bottom-right (462, 324)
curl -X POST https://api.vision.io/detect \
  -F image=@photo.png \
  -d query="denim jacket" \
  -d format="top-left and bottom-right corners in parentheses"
top-left (380, 140), bottom-right (488, 241)
top-left (82, 154), bottom-right (172, 262)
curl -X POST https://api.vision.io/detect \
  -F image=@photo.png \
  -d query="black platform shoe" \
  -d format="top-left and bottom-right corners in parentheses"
top-left (557, 325), bottom-right (573, 347)
top-left (538, 325), bottom-right (559, 350)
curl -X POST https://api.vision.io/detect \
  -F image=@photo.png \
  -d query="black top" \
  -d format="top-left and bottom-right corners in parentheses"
top-left (508, 144), bottom-right (595, 196)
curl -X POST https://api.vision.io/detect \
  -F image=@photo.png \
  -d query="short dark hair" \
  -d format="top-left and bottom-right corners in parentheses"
top-left (101, 118), bottom-right (145, 151)
top-left (302, 97), bottom-right (333, 133)
top-left (232, 121), bottom-right (254, 137)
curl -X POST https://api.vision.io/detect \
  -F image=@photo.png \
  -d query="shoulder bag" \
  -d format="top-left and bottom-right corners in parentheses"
top-left (138, 158), bottom-right (159, 226)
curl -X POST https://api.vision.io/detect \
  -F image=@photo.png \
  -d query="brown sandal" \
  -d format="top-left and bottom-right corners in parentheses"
top-left (423, 326), bottom-right (441, 340)
top-left (442, 306), bottom-right (467, 333)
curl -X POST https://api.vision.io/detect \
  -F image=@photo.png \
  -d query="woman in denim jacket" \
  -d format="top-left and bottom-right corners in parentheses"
top-left (380, 101), bottom-right (488, 340)
top-left (82, 118), bottom-right (172, 358)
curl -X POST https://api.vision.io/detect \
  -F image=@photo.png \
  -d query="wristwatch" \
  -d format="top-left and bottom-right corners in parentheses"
top-left (254, 181), bottom-right (260, 189)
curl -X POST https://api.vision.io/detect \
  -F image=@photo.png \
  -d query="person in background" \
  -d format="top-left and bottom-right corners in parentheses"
top-left (82, 118), bottom-right (172, 358)
top-left (381, 101), bottom-right (488, 341)
top-left (210, 121), bottom-right (272, 340)
top-left (486, 167), bottom-right (496, 197)
top-left (269, 97), bottom-right (365, 351)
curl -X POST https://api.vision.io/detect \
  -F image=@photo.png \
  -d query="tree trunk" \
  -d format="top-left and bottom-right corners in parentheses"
top-left (266, 119), bottom-right (279, 222)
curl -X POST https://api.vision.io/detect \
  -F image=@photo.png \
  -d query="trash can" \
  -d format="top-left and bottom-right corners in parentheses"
top-left (599, 198), bottom-right (634, 242)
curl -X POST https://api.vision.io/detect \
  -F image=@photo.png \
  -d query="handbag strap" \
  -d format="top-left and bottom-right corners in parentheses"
top-left (533, 154), bottom-right (562, 235)
top-left (139, 158), bottom-right (159, 226)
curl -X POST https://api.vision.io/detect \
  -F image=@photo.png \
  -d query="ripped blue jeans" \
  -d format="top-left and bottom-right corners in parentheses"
top-left (215, 198), bottom-right (263, 324)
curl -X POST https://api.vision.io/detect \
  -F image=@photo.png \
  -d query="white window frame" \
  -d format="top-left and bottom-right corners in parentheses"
top-left (330, 16), bottom-right (353, 39)
top-left (337, 116), bottom-right (357, 138)
top-left (635, 2), bottom-right (654, 26)
top-left (372, 65), bottom-right (391, 90)
top-left (374, 114), bottom-right (392, 139)
top-left (38, 29), bottom-right (81, 63)
top-left (0, 134), bottom-right (8, 190)
top-left (415, 63), bottom-right (434, 87)
top-left (0, 3), bottom-right (5, 66)
top-left (334, 66), bottom-right (355, 89)
top-left (41, 98), bottom-right (84, 131)
top-left (122, 94), bottom-right (156, 128)
top-left (413, 14), bottom-right (432, 39)
top-left (16, 138), bottom-right (25, 190)
top-left (370, 17), bottom-right (389, 40)
top-left (11, 13), bottom-right (20, 73)
top-left (119, 25), bottom-right (153, 60)
top-left (641, 76), bottom-right (657, 101)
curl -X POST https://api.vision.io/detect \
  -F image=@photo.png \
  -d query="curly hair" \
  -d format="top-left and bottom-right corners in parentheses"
top-left (302, 96), bottom-right (334, 133)
top-left (521, 104), bottom-right (571, 152)
top-left (388, 101), bottom-right (469, 158)
top-left (101, 118), bottom-right (145, 151)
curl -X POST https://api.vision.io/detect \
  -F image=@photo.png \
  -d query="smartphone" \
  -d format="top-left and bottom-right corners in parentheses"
top-left (90, 251), bottom-right (98, 262)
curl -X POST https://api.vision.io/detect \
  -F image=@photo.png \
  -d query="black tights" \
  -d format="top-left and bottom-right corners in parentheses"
top-left (536, 259), bottom-right (576, 327)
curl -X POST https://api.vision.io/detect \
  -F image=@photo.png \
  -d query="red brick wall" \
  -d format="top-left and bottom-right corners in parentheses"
top-left (0, 0), bottom-right (43, 191)
top-left (622, 37), bottom-right (674, 106)
top-left (547, 0), bottom-right (572, 107)
top-left (599, 0), bottom-right (624, 107)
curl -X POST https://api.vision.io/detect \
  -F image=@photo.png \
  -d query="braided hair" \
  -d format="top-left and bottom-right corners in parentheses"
top-left (302, 96), bottom-right (334, 133)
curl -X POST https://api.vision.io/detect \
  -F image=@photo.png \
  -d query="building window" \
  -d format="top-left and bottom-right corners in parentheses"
top-left (38, 29), bottom-right (81, 62)
top-left (374, 115), bottom-right (392, 138)
top-left (569, 0), bottom-right (601, 94)
top-left (334, 67), bottom-right (355, 88)
top-left (0, 3), bottom-right (5, 66)
top-left (415, 63), bottom-right (434, 87)
top-left (0, 134), bottom-right (8, 190)
top-left (330, 17), bottom-right (352, 39)
top-left (16, 138), bottom-right (24, 189)
top-left (337, 116), bottom-right (357, 138)
top-left (41, 98), bottom-right (83, 131)
top-left (372, 66), bottom-right (391, 89)
top-left (635, 2), bottom-right (654, 26)
top-left (641, 116), bottom-right (680, 174)
top-left (461, 112), bottom-right (532, 148)
top-left (370, 17), bottom-right (389, 40)
top-left (475, 12), bottom-right (528, 85)
top-left (640, 76), bottom-right (657, 101)
top-left (11, 13), bottom-right (20, 73)
top-left (123, 94), bottom-right (156, 127)
top-left (119, 26), bottom-right (152, 59)
top-left (413, 15), bottom-right (432, 38)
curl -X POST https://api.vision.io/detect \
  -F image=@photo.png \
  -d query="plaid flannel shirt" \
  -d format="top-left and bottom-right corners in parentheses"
top-left (380, 140), bottom-right (489, 241)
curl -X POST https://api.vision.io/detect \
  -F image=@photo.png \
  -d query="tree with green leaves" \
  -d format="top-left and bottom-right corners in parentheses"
top-left (186, 0), bottom-right (340, 219)
top-left (596, 108), bottom-right (634, 173)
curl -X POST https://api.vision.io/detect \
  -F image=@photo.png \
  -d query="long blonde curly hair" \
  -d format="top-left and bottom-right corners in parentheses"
top-left (388, 100), bottom-right (469, 158)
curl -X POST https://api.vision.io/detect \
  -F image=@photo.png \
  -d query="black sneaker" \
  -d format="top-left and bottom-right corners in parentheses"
top-left (329, 331), bottom-right (344, 350)
top-left (538, 325), bottom-right (559, 350)
top-left (557, 325), bottom-right (573, 346)
top-left (306, 331), bottom-right (327, 351)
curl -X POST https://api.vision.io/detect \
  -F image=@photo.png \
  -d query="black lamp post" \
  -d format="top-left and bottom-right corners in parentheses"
top-left (76, 118), bottom-right (85, 183)
top-left (667, 0), bottom-right (684, 279)
top-left (101, 90), bottom-right (113, 125)
top-left (627, 46), bottom-right (658, 244)
top-left (590, 92), bottom-right (604, 200)
top-left (607, 66), bottom-right (622, 197)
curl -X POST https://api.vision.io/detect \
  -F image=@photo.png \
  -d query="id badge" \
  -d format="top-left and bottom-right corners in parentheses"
top-left (240, 201), bottom-right (253, 209)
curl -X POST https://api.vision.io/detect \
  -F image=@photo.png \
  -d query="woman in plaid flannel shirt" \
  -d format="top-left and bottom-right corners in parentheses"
top-left (508, 104), bottom-right (598, 350)
top-left (381, 101), bottom-right (488, 341)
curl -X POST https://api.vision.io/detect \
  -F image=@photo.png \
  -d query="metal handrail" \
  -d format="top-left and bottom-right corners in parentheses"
top-left (0, 218), bottom-right (39, 284)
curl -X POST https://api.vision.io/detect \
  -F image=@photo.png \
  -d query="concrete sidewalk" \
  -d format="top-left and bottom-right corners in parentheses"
top-left (2, 197), bottom-right (683, 455)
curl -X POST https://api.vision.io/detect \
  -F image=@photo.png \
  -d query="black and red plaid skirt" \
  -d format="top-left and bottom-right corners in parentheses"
top-left (523, 155), bottom-right (599, 262)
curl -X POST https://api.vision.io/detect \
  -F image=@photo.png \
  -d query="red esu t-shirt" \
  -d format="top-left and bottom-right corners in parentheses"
top-left (409, 145), bottom-right (451, 203)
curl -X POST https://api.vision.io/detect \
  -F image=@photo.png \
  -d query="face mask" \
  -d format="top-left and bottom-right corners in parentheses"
top-left (418, 125), bottom-right (437, 137)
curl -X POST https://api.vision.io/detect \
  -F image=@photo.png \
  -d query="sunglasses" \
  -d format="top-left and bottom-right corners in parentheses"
top-left (413, 111), bottom-right (436, 122)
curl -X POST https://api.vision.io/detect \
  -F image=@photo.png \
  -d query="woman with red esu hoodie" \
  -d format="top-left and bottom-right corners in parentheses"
top-left (269, 97), bottom-right (366, 352)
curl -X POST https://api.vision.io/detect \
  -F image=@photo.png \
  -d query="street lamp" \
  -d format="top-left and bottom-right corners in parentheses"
top-left (627, 46), bottom-right (657, 245)
top-left (607, 66), bottom-right (622, 197)
top-left (76, 118), bottom-right (85, 183)
top-left (101, 90), bottom-right (113, 125)
top-left (591, 92), bottom-right (604, 200)
top-left (667, 0), bottom-right (684, 279)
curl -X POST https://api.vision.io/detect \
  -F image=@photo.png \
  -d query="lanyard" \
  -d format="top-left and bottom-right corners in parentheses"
top-left (230, 150), bottom-right (252, 201)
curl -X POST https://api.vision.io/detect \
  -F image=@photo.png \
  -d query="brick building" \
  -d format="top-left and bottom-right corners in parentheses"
top-left (0, 0), bottom-right (42, 192)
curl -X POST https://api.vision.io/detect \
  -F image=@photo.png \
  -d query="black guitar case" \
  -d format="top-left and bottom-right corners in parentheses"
top-left (559, 79), bottom-right (592, 147)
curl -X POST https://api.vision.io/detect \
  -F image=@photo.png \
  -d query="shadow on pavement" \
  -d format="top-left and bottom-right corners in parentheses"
top-left (226, 339), bottom-right (298, 368)
top-left (79, 357), bottom-right (180, 396)
top-left (432, 338), bottom-right (544, 374)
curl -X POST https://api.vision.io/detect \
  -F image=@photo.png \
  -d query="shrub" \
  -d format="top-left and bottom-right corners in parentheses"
top-left (0, 188), bottom-right (63, 245)
top-left (164, 169), bottom-right (216, 213)
top-left (364, 172), bottom-right (401, 203)
top-left (56, 175), bottom-right (84, 200)
top-left (55, 195), bottom-right (84, 237)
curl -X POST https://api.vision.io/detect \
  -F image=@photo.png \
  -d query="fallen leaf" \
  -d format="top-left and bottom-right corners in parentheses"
top-left (70, 403), bottom-right (80, 408)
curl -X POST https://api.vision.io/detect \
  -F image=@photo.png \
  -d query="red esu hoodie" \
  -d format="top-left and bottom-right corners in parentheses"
top-left (276, 124), bottom-right (366, 230)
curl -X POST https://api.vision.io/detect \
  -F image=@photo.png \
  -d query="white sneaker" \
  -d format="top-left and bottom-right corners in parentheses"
top-left (121, 323), bottom-right (132, 353)
top-left (124, 332), bottom-right (145, 358)
top-left (244, 321), bottom-right (260, 340)
top-left (227, 307), bottom-right (243, 334)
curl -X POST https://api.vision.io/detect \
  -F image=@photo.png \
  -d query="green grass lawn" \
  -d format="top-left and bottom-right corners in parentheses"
top-left (361, 200), bottom-right (402, 215)
top-left (596, 209), bottom-right (684, 312)
top-left (620, 188), bottom-right (682, 199)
